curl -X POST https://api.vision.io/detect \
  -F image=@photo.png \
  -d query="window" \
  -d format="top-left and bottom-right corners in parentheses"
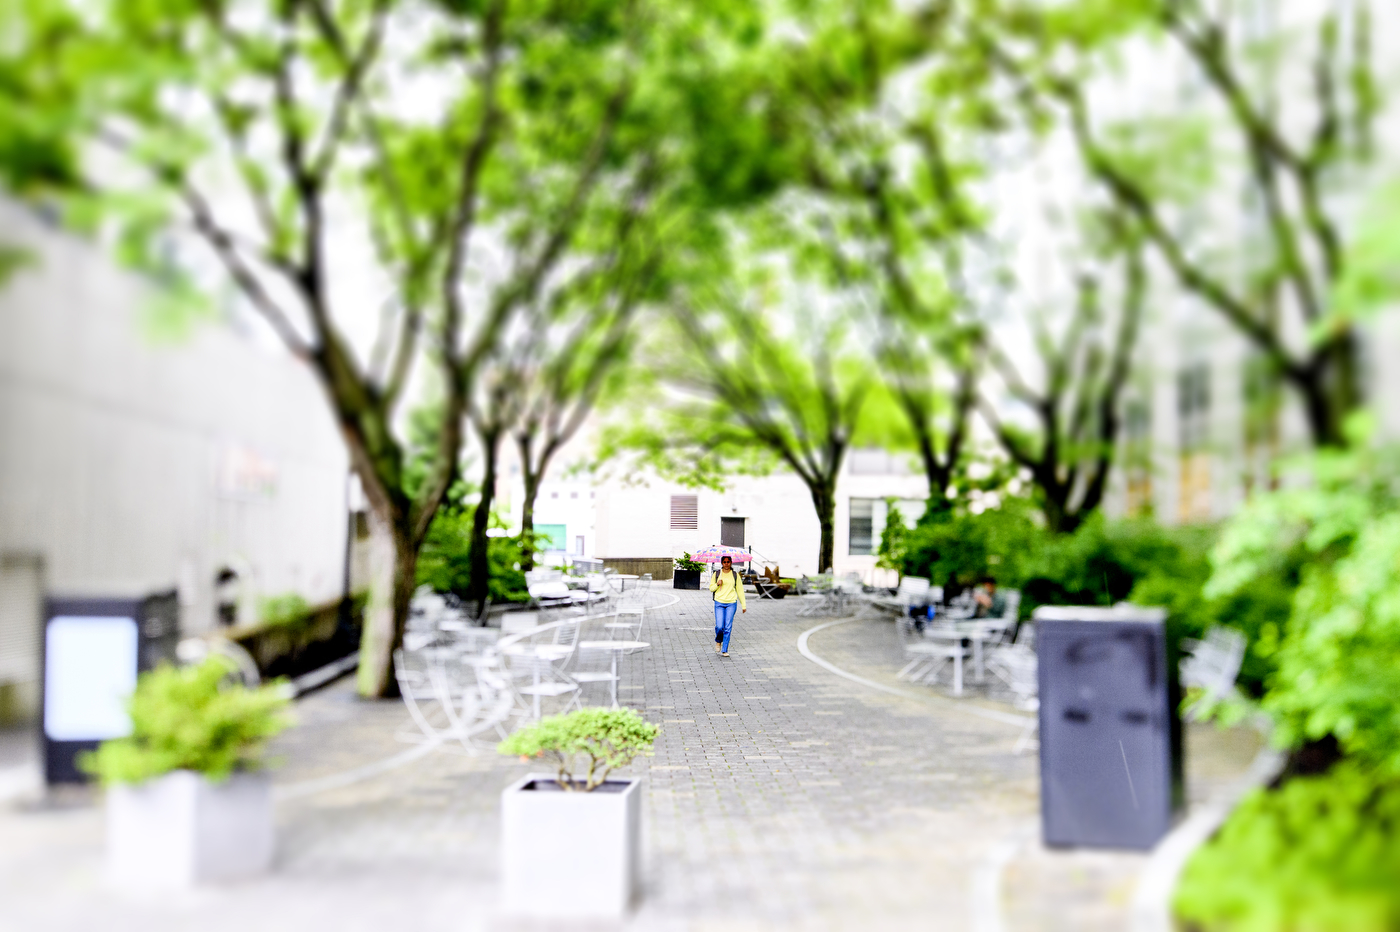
top-left (1177, 362), bottom-right (1211, 452)
top-left (1124, 397), bottom-right (1153, 518)
top-left (535, 524), bottom-right (567, 551)
top-left (1177, 362), bottom-right (1212, 522)
top-left (849, 448), bottom-right (911, 476)
top-left (575, 535), bottom-right (585, 555)
top-left (849, 498), bottom-right (922, 556)
top-left (550, 491), bottom-right (559, 499)
top-left (849, 499), bottom-right (875, 555)
top-left (669, 495), bottom-right (698, 529)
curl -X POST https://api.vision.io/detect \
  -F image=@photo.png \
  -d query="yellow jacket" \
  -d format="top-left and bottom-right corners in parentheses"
top-left (709, 568), bottom-right (746, 609)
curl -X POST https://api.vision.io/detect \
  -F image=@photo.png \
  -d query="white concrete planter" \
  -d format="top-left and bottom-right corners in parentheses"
top-left (106, 770), bottom-right (274, 888)
top-left (500, 773), bottom-right (641, 919)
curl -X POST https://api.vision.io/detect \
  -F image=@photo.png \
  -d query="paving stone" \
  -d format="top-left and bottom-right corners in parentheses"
top-left (0, 589), bottom-right (1261, 931)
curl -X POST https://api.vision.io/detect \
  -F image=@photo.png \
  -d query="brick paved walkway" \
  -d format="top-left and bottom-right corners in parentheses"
top-left (0, 589), bottom-right (1261, 931)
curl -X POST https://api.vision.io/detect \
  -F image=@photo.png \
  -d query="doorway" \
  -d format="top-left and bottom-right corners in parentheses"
top-left (720, 517), bottom-right (745, 548)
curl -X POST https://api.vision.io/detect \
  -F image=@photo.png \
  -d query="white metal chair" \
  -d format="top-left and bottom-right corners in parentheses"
top-left (896, 616), bottom-right (972, 695)
top-left (1179, 626), bottom-right (1246, 720)
top-left (859, 575), bottom-right (932, 619)
top-left (605, 589), bottom-right (646, 642)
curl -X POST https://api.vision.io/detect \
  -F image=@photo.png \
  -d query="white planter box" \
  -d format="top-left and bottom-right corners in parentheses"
top-left (500, 773), bottom-right (641, 919)
top-left (106, 770), bottom-right (274, 888)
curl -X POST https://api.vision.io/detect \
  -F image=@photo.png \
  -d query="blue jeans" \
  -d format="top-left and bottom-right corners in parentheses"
top-left (714, 600), bottom-right (738, 651)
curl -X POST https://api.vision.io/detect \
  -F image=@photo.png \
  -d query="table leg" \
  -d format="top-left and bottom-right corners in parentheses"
top-left (953, 653), bottom-right (963, 696)
top-left (974, 639), bottom-right (985, 684)
top-left (532, 663), bottom-right (541, 721)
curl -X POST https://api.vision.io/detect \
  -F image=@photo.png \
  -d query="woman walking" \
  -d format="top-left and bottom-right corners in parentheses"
top-left (710, 555), bottom-right (746, 656)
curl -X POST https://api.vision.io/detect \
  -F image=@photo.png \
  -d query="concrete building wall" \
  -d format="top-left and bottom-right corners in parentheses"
top-left (589, 454), bottom-right (927, 581)
top-left (0, 201), bottom-right (349, 720)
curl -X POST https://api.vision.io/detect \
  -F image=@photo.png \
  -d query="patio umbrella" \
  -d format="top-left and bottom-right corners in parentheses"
top-left (692, 546), bottom-right (753, 563)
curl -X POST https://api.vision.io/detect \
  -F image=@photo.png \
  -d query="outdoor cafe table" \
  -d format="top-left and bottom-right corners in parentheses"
top-left (577, 640), bottom-right (649, 707)
top-left (920, 621), bottom-right (997, 694)
top-left (609, 573), bottom-right (640, 591)
top-left (501, 642), bottom-right (575, 719)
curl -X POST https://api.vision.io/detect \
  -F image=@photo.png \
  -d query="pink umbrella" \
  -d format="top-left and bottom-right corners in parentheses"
top-left (692, 546), bottom-right (753, 563)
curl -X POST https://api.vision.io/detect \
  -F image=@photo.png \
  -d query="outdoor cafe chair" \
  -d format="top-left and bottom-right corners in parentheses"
top-left (504, 638), bottom-right (582, 722)
top-left (393, 643), bottom-right (517, 752)
top-left (896, 615), bottom-right (972, 695)
top-left (605, 589), bottom-right (647, 643)
top-left (1179, 626), bottom-right (1246, 720)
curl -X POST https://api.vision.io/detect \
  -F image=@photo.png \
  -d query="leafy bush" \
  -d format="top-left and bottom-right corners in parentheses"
top-left (674, 552), bottom-right (705, 572)
top-left (498, 708), bottom-right (659, 792)
top-left (79, 658), bottom-right (292, 786)
top-left (899, 497), bottom-right (1046, 598)
top-left (257, 593), bottom-right (311, 630)
top-left (894, 501), bottom-right (1289, 695)
top-left (1174, 423), bottom-right (1400, 930)
top-left (1174, 761), bottom-right (1400, 932)
top-left (1206, 432), bottom-right (1400, 774)
top-left (416, 503), bottom-right (533, 603)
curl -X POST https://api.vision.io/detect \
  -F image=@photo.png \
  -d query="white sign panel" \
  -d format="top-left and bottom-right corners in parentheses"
top-left (43, 616), bottom-right (139, 741)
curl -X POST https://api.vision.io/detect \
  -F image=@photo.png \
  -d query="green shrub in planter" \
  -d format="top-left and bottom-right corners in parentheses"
top-left (80, 658), bottom-right (292, 786)
top-left (674, 553), bottom-right (705, 572)
top-left (498, 708), bottom-right (659, 791)
top-left (1174, 761), bottom-right (1400, 932)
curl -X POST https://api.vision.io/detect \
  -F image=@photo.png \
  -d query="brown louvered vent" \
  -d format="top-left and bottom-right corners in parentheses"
top-left (669, 495), bottom-right (698, 529)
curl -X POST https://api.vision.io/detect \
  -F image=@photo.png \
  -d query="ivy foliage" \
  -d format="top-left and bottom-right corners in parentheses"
top-left (498, 708), bottom-right (659, 792)
top-left (79, 658), bottom-right (292, 787)
top-left (1206, 423), bottom-right (1400, 775)
top-left (1174, 761), bottom-right (1400, 932)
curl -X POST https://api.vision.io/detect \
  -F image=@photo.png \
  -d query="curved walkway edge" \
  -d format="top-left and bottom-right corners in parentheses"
top-left (1129, 741), bottom-right (1284, 932)
top-left (796, 618), bottom-right (1034, 729)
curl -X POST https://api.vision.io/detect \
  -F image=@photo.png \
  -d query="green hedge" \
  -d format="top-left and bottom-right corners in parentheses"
top-left (1175, 762), bottom-right (1400, 932)
top-left (415, 504), bottom-right (533, 604)
top-left (1175, 425), bottom-right (1400, 930)
top-left (893, 503), bottom-right (1294, 697)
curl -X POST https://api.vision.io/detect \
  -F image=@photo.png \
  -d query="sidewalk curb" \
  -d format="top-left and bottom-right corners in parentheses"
top-left (1130, 742), bottom-right (1284, 932)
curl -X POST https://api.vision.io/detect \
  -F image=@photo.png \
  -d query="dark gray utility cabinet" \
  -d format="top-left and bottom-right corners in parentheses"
top-left (1034, 605), bottom-right (1183, 850)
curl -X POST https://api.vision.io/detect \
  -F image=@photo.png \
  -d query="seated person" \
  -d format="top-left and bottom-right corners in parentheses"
top-left (973, 576), bottom-right (1008, 619)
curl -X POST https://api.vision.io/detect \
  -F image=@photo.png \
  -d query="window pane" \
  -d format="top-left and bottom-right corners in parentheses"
top-left (849, 498), bottom-right (875, 555)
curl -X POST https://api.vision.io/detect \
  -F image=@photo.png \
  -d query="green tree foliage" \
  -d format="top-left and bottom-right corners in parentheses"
top-left (1, 0), bottom-right (761, 696)
top-left (988, 0), bottom-right (1383, 447)
top-left (498, 708), bottom-right (659, 792)
top-left (1175, 760), bottom-right (1400, 932)
top-left (79, 658), bottom-right (291, 786)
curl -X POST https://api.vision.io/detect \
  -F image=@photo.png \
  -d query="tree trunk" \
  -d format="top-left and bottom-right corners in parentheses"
top-left (467, 426), bottom-right (502, 609)
top-left (809, 483), bottom-right (836, 573)
top-left (356, 507), bottom-right (416, 698)
top-left (519, 469), bottom-right (539, 572)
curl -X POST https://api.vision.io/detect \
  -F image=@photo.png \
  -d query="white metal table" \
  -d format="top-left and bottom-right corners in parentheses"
top-left (577, 640), bottom-right (649, 707)
top-left (922, 621), bottom-right (997, 692)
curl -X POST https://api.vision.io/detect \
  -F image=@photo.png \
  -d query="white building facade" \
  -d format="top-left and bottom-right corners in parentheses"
top-left (0, 200), bottom-right (350, 722)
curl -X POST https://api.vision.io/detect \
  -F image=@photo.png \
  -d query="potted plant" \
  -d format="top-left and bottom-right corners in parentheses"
top-left (673, 552), bottom-right (704, 589)
top-left (497, 708), bottom-right (660, 919)
top-left (81, 657), bottom-right (291, 888)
